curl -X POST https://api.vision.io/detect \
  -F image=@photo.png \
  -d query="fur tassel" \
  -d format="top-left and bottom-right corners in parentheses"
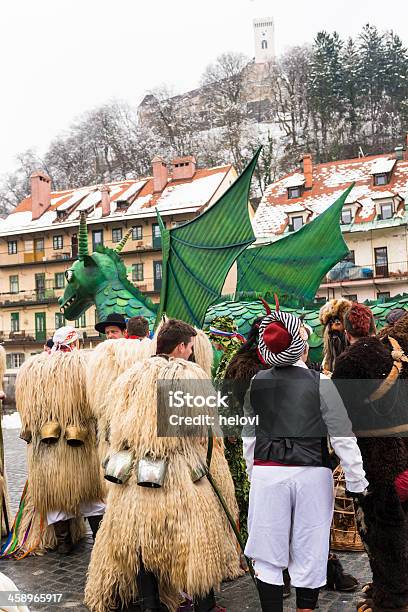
top-left (193, 330), bottom-right (214, 377)
top-left (86, 338), bottom-right (155, 464)
top-left (16, 351), bottom-right (104, 516)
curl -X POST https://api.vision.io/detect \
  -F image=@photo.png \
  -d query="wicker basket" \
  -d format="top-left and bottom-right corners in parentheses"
top-left (330, 465), bottom-right (364, 552)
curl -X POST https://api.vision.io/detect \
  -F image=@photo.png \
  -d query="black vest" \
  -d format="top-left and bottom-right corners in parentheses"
top-left (250, 366), bottom-right (331, 467)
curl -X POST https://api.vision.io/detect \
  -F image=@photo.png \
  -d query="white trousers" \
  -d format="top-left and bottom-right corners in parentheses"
top-left (245, 466), bottom-right (334, 588)
top-left (47, 501), bottom-right (106, 526)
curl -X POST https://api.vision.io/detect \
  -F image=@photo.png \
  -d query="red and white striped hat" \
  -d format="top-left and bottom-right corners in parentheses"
top-left (258, 310), bottom-right (308, 367)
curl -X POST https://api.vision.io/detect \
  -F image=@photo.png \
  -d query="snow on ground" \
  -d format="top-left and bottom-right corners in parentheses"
top-left (2, 412), bottom-right (21, 429)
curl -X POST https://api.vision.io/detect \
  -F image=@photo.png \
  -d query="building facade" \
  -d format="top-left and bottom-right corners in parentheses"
top-left (253, 141), bottom-right (408, 304)
top-left (0, 156), bottom-right (237, 372)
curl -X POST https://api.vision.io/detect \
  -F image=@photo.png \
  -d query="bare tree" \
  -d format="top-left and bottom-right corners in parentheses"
top-left (265, 46), bottom-right (311, 150)
top-left (201, 52), bottom-right (251, 170)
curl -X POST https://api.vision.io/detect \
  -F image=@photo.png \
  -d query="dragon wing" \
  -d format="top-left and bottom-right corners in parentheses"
top-left (236, 185), bottom-right (353, 301)
top-left (155, 148), bottom-right (261, 327)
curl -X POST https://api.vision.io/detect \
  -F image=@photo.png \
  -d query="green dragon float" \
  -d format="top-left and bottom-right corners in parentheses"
top-left (59, 149), bottom-right (408, 361)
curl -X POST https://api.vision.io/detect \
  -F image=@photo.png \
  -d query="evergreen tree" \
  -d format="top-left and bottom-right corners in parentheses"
top-left (383, 31), bottom-right (408, 137)
top-left (341, 37), bottom-right (362, 146)
top-left (358, 24), bottom-right (387, 142)
top-left (308, 31), bottom-right (344, 159)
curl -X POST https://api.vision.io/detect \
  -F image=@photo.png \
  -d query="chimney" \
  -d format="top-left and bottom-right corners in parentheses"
top-left (152, 156), bottom-right (168, 193)
top-left (100, 184), bottom-right (111, 217)
top-left (395, 146), bottom-right (404, 161)
top-left (172, 155), bottom-right (196, 181)
top-left (301, 154), bottom-right (313, 189)
top-left (30, 171), bottom-right (51, 220)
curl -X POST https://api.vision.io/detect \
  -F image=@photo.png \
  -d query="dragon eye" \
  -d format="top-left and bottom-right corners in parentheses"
top-left (65, 270), bottom-right (73, 282)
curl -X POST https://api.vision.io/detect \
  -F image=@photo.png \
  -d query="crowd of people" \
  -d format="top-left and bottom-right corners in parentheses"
top-left (0, 301), bottom-right (408, 612)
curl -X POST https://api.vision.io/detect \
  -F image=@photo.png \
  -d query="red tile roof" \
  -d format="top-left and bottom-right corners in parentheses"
top-left (254, 152), bottom-right (408, 237)
top-left (1, 165), bottom-right (232, 234)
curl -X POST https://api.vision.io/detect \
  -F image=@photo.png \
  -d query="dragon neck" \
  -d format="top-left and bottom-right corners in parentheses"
top-left (94, 280), bottom-right (156, 322)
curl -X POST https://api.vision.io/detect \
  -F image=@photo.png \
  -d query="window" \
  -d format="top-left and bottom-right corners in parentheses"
top-left (343, 250), bottom-right (355, 264)
top-left (92, 229), bottom-right (104, 251)
top-left (132, 263), bottom-right (144, 282)
top-left (8, 241), bottom-right (17, 255)
top-left (287, 186), bottom-right (302, 199)
top-left (380, 203), bottom-right (393, 220)
top-left (327, 288), bottom-right (335, 299)
top-left (55, 312), bottom-right (65, 329)
top-left (34, 238), bottom-right (44, 252)
top-left (374, 173), bottom-right (388, 186)
top-left (53, 235), bottom-right (63, 250)
top-left (9, 275), bottom-right (19, 294)
top-left (343, 294), bottom-right (357, 302)
top-left (152, 223), bottom-right (162, 248)
top-left (341, 209), bottom-right (352, 224)
top-left (75, 313), bottom-right (86, 328)
top-left (10, 312), bottom-right (20, 333)
top-left (153, 260), bottom-right (162, 291)
top-left (261, 40), bottom-right (268, 49)
top-left (132, 226), bottom-right (143, 241)
top-left (6, 353), bottom-right (25, 369)
top-left (374, 246), bottom-right (388, 277)
top-left (35, 312), bottom-right (46, 342)
top-left (35, 273), bottom-right (45, 299)
top-left (292, 216), bottom-right (303, 231)
top-left (377, 291), bottom-right (390, 302)
top-left (112, 228), bottom-right (123, 243)
top-left (54, 272), bottom-right (65, 289)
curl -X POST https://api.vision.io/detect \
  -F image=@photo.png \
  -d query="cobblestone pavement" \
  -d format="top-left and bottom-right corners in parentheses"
top-left (0, 426), bottom-right (371, 611)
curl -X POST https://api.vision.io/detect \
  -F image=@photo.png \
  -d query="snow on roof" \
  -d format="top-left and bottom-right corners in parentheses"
top-left (116, 180), bottom-right (147, 202)
top-left (370, 190), bottom-right (396, 200)
top-left (253, 204), bottom-right (287, 237)
top-left (254, 152), bottom-right (408, 237)
top-left (125, 194), bottom-right (153, 215)
top-left (155, 172), bottom-right (225, 212)
top-left (1, 166), bottom-right (230, 235)
top-left (2, 211), bottom-right (33, 230)
top-left (284, 203), bottom-right (308, 214)
top-left (58, 188), bottom-right (92, 211)
top-left (284, 173), bottom-right (305, 188)
top-left (76, 189), bottom-right (101, 212)
top-left (370, 158), bottom-right (396, 175)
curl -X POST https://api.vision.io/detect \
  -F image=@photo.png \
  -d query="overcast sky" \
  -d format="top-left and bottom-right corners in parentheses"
top-left (1, 0), bottom-right (407, 174)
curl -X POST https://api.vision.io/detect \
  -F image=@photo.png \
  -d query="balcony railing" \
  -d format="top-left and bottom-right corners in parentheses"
top-left (0, 289), bottom-right (62, 307)
top-left (324, 260), bottom-right (408, 284)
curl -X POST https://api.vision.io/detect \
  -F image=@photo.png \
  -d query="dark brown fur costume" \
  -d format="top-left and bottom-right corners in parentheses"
top-left (333, 337), bottom-right (408, 611)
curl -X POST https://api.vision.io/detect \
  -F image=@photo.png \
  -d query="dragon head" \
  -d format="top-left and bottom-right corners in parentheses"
top-left (59, 213), bottom-right (134, 320)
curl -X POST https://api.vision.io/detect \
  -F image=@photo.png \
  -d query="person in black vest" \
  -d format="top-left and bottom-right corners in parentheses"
top-left (242, 308), bottom-right (368, 612)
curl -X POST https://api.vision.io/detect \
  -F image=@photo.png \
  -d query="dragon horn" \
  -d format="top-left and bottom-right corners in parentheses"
top-left (78, 212), bottom-right (89, 259)
top-left (259, 297), bottom-right (271, 315)
top-left (115, 228), bottom-right (133, 253)
top-left (274, 293), bottom-right (280, 312)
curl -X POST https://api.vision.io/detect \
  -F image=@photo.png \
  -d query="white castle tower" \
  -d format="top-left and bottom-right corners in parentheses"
top-left (253, 17), bottom-right (275, 63)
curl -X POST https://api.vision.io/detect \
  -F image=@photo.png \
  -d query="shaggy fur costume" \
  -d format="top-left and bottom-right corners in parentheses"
top-left (86, 337), bottom-right (154, 463)
top-left (333, 338), bottom-right (408, 611)
top-left (14, 350), bottom-right (104, 553)
top-left (193, 329), bottom-right (214, 377)
top-left (319, 298), bottom-right (351, 371)
top-left (0, 344), bottom-right (11, 537)
top-left (84, 356), bottom-right (241, 612)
